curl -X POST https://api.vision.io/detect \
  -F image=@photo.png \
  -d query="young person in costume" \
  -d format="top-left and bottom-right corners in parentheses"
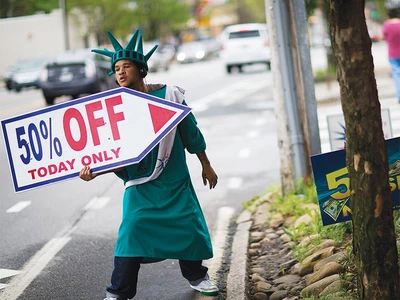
top-left (79, 29), bottom-right (219, 300)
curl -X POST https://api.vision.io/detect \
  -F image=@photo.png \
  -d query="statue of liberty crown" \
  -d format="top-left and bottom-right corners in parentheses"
top-left (92, 29), bottom-right (158, 75)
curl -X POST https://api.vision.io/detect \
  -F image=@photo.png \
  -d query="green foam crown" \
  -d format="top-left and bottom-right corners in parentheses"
top-left (92, 29), bottom-right (158, 75)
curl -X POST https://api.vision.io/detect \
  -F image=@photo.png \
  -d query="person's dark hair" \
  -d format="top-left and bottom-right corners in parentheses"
top-left (387, 8), bottom-right (400, 19)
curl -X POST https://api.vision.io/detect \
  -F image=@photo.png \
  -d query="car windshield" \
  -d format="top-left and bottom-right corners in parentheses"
top-left (13, 57), bottom-right (48, 72)
top-left (229, 30), bottom-right (261, 39)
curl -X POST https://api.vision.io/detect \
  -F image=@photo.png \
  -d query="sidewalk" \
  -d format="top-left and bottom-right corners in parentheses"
top-left (225, 60), bottom-right (397, 299)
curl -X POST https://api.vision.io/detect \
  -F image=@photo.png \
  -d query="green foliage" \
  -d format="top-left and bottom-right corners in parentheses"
top-left (65, 0), bottom-right (191, 45)
top-left (0, 0), bottom-right (58, 18)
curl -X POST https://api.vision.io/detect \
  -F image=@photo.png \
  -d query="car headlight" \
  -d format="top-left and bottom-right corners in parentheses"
top-left (177, 53), bottom-right (186, 62)
top-left (196, 51), bottom-right (205, 59)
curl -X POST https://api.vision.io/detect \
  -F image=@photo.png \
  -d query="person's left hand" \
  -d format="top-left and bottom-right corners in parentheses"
top-left (202, 165), bottom-right (218, 189)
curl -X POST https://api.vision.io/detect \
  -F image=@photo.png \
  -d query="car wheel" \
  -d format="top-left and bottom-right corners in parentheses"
top-left (45, 96), bottom-right (55, 106)
top-left (5, 82), bottom-right (13, 91)
top-left (226, 66), bottom-right (232, 74)
top-left (15, 85), bottom-right (22, 92)
top-left (238, 65), bottom-right (243, 73)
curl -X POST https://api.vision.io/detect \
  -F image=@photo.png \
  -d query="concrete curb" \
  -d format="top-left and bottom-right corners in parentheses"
top-left (226, 210), bottom-right (252, 300)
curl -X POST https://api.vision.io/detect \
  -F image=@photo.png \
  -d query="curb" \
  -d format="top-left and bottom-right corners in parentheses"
top-left (226, 210), bottom-right (252, 300)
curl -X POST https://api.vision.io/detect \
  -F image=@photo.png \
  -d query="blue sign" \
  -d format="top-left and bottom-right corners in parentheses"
top-left (311, 137), bottom-right (400, 225)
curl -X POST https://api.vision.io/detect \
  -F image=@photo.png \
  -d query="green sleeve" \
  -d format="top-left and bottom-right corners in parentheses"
top-left (178, 100), bottom-right (206, 154)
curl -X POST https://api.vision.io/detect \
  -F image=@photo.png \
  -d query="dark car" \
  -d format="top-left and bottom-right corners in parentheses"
top-left (39, 49), bottom-right (116, 105)
top-left (3, 56), bottom-right (49, 91)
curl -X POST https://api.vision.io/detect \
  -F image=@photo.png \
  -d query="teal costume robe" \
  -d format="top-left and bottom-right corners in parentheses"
top-left (113, 85), bottom-right (213, 261)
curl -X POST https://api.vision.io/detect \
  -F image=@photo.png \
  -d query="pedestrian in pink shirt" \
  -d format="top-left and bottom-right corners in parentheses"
top-left (382, 7), bottom-right (400, 102)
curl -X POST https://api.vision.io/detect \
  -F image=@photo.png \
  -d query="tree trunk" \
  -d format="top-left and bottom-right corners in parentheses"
top-left (328, 1), bottom-right (400, 299)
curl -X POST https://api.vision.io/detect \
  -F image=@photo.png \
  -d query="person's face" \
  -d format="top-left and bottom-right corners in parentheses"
top-left (114, 60), bottom-right (140, 88)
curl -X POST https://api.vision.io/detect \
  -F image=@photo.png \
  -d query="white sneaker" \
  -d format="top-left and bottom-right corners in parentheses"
top-left (190, 274), bottom-right (219, 296)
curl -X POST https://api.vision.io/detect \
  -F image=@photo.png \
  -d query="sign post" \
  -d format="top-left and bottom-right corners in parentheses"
top-left (1, 87), bottom-right (191, 192)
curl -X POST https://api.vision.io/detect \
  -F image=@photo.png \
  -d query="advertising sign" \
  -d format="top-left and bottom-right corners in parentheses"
top-left (2, 87), bottom-right (191, 192)
top-left (311, 137), bottom-right (400, 226)
top-left (327, 109), bottom-right (392, 151)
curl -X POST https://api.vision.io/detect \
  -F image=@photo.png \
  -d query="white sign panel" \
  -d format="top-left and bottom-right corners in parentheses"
top-left (2, 87), bottom-right (191, 192)
top-left (327, 108), bottom-right (392, 151)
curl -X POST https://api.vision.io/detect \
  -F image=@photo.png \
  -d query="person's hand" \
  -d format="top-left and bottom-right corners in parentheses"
top-left (79, 166), bottom-right (97, 181)
top-left (202, 165), bottom-right (218, 189)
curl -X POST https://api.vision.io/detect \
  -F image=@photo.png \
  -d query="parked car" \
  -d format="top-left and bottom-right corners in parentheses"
top-left (219, 23), bottom-right (271, 73)
top-left (40, 49), bottom-right (116, 105)
top-left (144, 42), bottom-right (176, 72)
top-left (3, 56), bottom-right (49, 92)
top-left (175, 40), bottom-right (216, 63)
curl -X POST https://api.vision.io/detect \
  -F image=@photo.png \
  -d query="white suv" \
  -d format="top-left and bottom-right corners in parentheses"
top-left (219, 23), bottom-right (271, 73)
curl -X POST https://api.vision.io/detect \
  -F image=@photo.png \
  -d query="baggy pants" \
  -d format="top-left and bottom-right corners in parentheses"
top-left (105, 257), bottom-right (208, 299)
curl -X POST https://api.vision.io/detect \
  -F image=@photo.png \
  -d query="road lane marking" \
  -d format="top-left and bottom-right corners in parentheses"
top-left (247, 130), bottom-right (260, 138)
top-left (84, 197), bottom-right (111, 210)
top-left (238, 148), bottom-right (251, 159)
top-left (6, 201), bottom-right (31, 213)
top-left (192, 79), bottom-right (267, 112)
top-left (0, 269), bottom-right (21, 290)
top-left (0, 227), bottom-right (75, 300)
top-left (200, 206), bottom-right (235, 297)
top-left (227, 177), bottom-right (243, 189)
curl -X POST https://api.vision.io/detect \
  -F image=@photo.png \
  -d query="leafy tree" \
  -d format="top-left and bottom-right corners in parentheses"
top-left (328, 0), bottom-right (399, 298)
top-left (67, 0), bottom-right (190, 45)
top-left (0, 0), bottom-right (58, 18)
top-left (128, 0), bottom-right (191, 41)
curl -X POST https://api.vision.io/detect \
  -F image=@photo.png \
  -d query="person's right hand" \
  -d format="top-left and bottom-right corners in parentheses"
top-left (79, 166), bottom-right (97, 181)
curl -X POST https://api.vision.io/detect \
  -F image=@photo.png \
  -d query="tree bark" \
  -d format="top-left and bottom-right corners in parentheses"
top-left (328, 1), bottom-right (399, 299)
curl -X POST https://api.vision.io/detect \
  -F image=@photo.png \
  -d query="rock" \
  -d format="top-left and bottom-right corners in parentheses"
top-left (250, 242), bottom-right (262, 249)
top-left (299, 246), bottom-right (336, 276)
top-left (273, 274), bottom-right (302, 286)
top-left (256, 281), bottom-right (273, 293)
top-left (270, 218), bottom-right (285, 229)
top-left (300, 274), bottom-right (340, 297)
top-left (306, 262), bottom-right (345, 285)
top-left (254, 292), bottom-right (269, 300)
top-left (319, 279), bottom-right (347, 296)
top-left (298, 234), bottom-right (320, 248)
top-left (253, 203), bottom-right (270, 226)
top-left (270, 290), bottom-right (288, 300)
top-left (313, 252), bottom-right (345, 272)
top-left (248, 249), bottom-right (259, 257)
top-left (280, 233), bottom-right (292, 243)
top-left (294, 214), bottom-right (313, 228)
top-left (304, 239), bottom-right (335, 256)
top-left (266, 233), bottom-right (280, 239)
top-left (251, 267), bottom-right (265, 274)
top-left (251, 273), bottom-right (267, 283)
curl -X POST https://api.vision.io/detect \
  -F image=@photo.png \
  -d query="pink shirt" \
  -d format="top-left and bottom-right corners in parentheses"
top-left (382, 19), bottom-right (400, 58)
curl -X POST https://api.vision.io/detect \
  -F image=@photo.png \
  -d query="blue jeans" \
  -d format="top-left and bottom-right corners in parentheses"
top-left (105, 257), bottom-right (208, 299)
top-left (389, 58), bottom-right (400, 100)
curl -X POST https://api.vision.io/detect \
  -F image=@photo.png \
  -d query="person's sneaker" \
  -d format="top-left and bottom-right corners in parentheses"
top-left (189, 274), bottom-right (219, 296)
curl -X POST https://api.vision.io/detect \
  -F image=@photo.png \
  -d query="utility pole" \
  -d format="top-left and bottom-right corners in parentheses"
top-left (265, 0), bottom-right (320, 194)
top-left (59, 0), bottom-right (70, 50)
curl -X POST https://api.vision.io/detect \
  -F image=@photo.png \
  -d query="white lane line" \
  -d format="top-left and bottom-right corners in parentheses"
top-left (201, 207), bottom-right (235, 289)
top-left (238, 148), bottom-right (251, 159)
top-left (0, 228), bottom-right (75, 300)
top-left (191, 79), bottom-right (266, 112)
top-left (0, 269), bottom-right (21, 290)
top-left (6, 201), bottom-right (31, 213)
top-left (227, 177), bottom-right (243, 189)
top-left (84, 197), bottom-right (111, 210)
top-left (254, 118), bottom-right (267, 126)
top-left (247, 130), bottom-right (260, 138)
